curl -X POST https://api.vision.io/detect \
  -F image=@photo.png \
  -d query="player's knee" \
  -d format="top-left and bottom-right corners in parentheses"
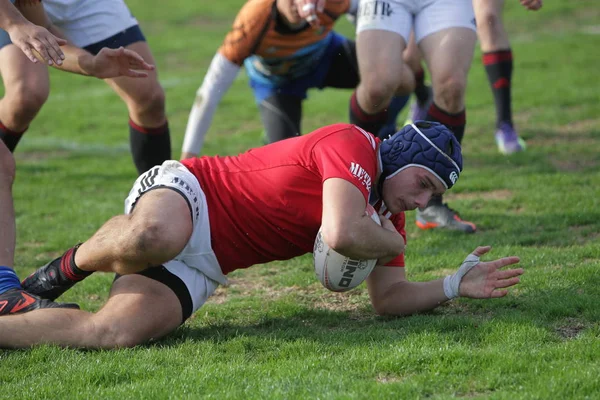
top-left (94, 320), bottom-right (145, 348)
top-left (478, 11), bottom-right (502, 36)
top-left (115, 217), bottom-right (183, 274)
top-left (360, 77), bottom-right (397, 111)
top-left (435, 76), bottom-right (466, 112)
top-left (8, 82), bottom-right (48, 123)
top-left (130, 84), bottom-right (166, 119)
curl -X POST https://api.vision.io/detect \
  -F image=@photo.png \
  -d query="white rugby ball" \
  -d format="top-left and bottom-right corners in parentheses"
top-left (313, 205), bottom-right (381, 292)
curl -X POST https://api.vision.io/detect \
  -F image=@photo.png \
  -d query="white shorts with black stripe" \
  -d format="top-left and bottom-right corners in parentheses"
top-left (124, 161), bottom-right (227, 317)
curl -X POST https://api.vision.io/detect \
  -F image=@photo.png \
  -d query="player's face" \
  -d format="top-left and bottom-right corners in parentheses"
top-left (381, 166), bottom-right (446, 213)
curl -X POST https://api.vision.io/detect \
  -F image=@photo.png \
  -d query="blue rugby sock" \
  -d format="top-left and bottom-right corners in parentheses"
top-left (0, 266), bottom-right (21, 294)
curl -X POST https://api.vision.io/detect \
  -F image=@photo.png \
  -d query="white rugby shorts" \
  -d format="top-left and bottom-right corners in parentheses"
top-left (43, 0), bottom-right (138, 48)
top-left (356, 0), bottom-right (476, 43)
top-left (125, 161), bottom-right (227, 313)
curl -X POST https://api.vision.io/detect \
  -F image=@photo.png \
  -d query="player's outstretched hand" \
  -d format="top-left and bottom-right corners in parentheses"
top-left (458, 246), bottom-right (523, 299)
top-left (520, 0), bottom-right (542, 11)
top-left (7, 22), bottom-right (66, 65)
top-left (294, 0), bottom-right (325, 26)
top-left (91, 46), bottom-right (155, 79)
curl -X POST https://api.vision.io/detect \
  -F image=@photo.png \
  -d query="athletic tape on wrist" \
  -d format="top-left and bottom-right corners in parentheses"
top-left (443, 254), bottom-right (480, 299)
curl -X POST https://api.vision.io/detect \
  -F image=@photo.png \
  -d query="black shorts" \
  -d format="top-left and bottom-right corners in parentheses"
top-left (114, 265), bottom-right (193, 323)
top-left (84, 25), bottom-right (146, 55)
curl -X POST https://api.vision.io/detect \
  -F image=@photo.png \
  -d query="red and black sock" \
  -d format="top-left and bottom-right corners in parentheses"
top-left (349, 91), bottom-right (388, 138)
top-left (413, 67), bottom-right (430, 106)
top-left (0, 121), bottom-right (27, 152)
top-left (59, 244), bottom-right (92, 282)
top-left (129, 119), bottom-right (172, 175)
top-left (483, 49), bottom-right (513, 128)
top-left (425, 102), bottom-right (466, 144)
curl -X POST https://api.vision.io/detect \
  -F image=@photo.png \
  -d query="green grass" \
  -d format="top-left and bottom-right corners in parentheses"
top-left (1, 1), bottom-right (600, 398)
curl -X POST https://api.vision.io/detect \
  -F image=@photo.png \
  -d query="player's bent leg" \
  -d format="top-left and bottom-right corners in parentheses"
top-left (0, 274), bottom-right (183, 348)
top-left (104, 40), bottom-right (170, 174)
top-left (355, 30), bottom-right (407, 115)
top-left (23, 186), bottom-right (194, 300)
top-left (0, 45), bottom-right (50, 151)
top-left (77, 188), bottom-right (193, 276)
top-left (350, 30), bottom-right (408, 135)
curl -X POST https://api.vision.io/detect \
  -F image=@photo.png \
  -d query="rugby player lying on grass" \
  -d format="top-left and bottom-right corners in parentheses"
top-left (0, 122), bottom-right (523, 348)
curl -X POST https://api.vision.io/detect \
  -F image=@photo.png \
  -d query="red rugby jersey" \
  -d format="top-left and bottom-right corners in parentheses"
top-left (181, 123), bottom-right (406, 274)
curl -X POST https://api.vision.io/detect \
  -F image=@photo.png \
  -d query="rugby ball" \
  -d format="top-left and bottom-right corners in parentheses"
top-left (313, 205), bottom-right (381, 292)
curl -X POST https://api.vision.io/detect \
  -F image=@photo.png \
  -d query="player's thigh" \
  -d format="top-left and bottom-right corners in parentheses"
top-left (96, 261), bottom-right (219, 347)
top-left (104, 41), bottom-right (164, 106)
top-left (356, 30), bottom-right (406, 87)
top-left (419, 27), bottom-right (477, 86)
top-left (0, 44), bottom-right (49, 103)
top-left (355, 0), bottom-right (411, 82)
top-left (259, 94), bottom-right (302, 143)
top-left (94, 274), bottom-right (184, 346)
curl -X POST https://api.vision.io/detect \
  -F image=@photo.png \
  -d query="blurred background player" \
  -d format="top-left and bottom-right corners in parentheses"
top-left (0, 0), bottom-right (169, 175)
top-left (473, 0), bottom-right (542, 155)
top-left (0, 0), bottom-right (65, 65)
top-left (180, 0), bottom-right (411, 159)
top-left (351, 0), bottom-right (478, 233)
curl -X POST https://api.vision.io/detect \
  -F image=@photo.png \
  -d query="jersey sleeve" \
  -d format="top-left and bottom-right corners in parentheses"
top-left (383, 212), bottom-right (406, 267)
top-left (312, 125), bottom-right (378, 202)
top-left (218, 0), bottom-right (273, 65)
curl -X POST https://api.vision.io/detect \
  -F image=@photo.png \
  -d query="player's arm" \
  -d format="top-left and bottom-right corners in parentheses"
top-left (180, 52), bottom-right (240, 159)
top-left (366, 246), bottom-right (524, 316)
top-left (321, 178), bottom-right (405, 261)
top-left (16, 1), bottom-right (153, 78)
top-left (2, 0), bottom-right (65, 64)
top-left (181, 3), bottom-right (268, 159)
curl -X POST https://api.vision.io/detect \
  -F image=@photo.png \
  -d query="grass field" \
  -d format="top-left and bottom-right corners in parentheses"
top-left (1, 1), bottom-right (600, 398)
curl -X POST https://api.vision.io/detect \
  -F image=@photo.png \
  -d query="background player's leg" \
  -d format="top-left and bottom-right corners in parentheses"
top-left (0, 141), bottom-right (15, 268)
top-left (416, 26), bottom-right (477, 234)
top-left (105, 40), bottom-right (170, 174)
top-left (351, 30), bottom-right (407, 135)
top-left (0, 43), bottom-right (49, 152)
top-left (473, 0), bottom-right (524, 154)
top-left (259, 94), bottom-right (302, 143)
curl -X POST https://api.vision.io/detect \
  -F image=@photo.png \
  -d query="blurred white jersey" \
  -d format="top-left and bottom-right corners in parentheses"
top-left (43, 0), bottom-right (138, 48)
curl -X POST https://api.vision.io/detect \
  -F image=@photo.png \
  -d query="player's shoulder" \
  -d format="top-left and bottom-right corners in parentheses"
top-left (312, 123), bottom-right (378, 150)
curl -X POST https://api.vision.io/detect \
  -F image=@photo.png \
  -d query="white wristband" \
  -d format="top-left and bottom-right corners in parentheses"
top-left (442, 253), bottom-right (481, 299)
